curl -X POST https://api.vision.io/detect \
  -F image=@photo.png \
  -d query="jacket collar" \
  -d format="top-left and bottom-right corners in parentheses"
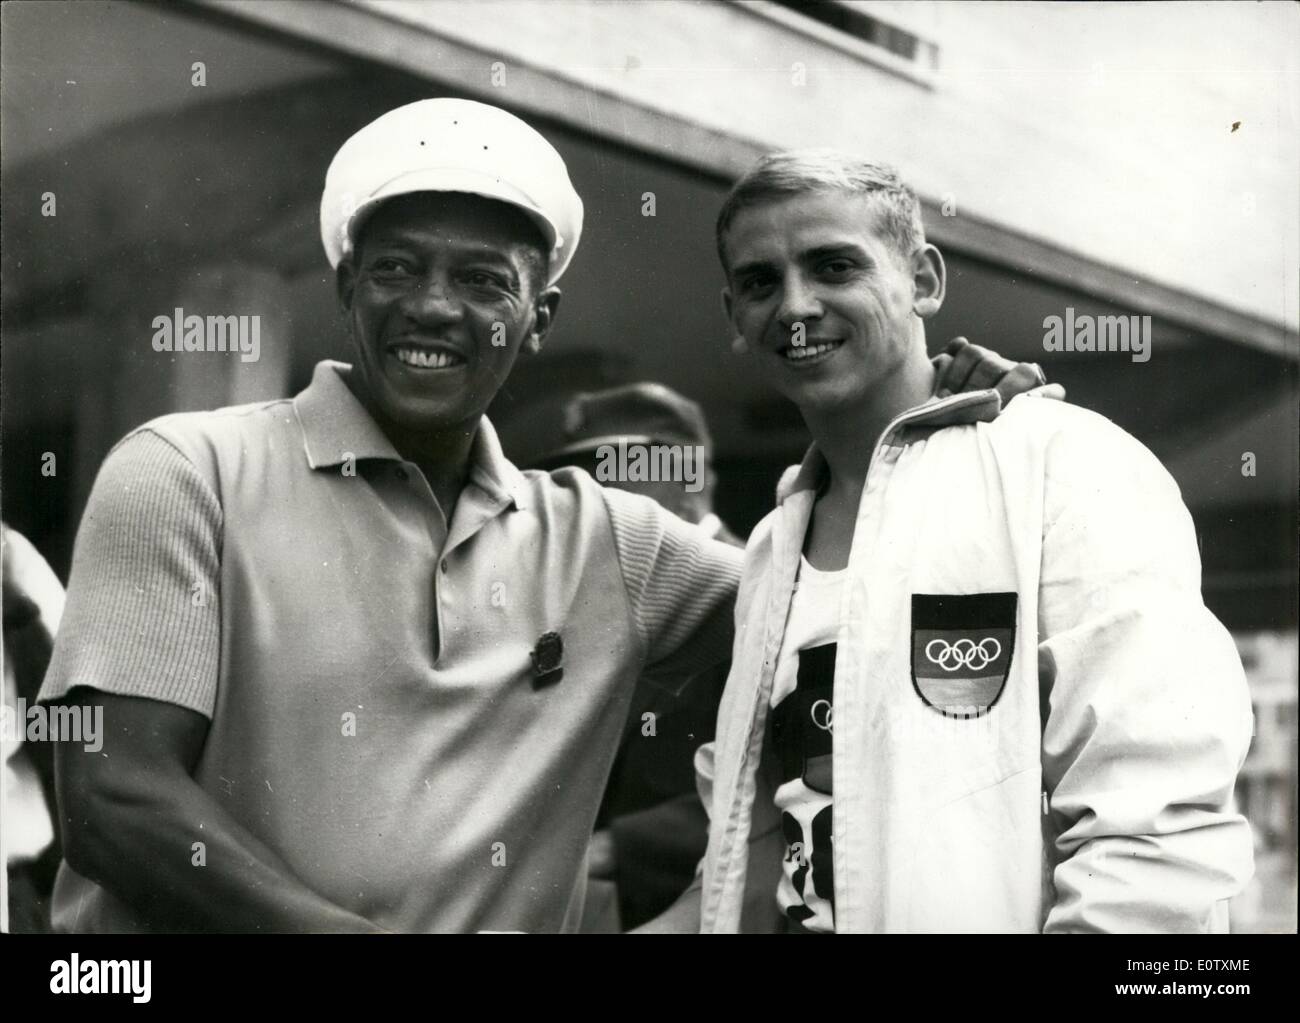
top-left (293, 360), bottom-right (529, 510)
top-left (775, 389), bottom-right (1004, 505)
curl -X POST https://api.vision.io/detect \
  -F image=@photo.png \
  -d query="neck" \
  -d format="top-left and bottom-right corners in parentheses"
top-left (343, 372), bottom-right (478, 519)
top-left (802, 348), bottom-right (935, 497)
top-left (384, 415), bottom-right (478, 488)
top-left (385, 416), bottom-right (478, 509)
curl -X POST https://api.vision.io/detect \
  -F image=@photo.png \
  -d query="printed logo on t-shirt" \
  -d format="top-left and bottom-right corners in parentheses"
top-left (782, 806), bottom-right (833, 925)
top-left (772, 642), bottom-right (836, 926)
top-left (771, 642), bottom-right (835, 794)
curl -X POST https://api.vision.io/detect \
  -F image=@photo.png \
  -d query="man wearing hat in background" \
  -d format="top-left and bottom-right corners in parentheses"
top-left (38, 98), bottom-right (1048, 933)
top-left (500, 381), bottom-right (742, 545)
top-left (499, 382), bottom-right (742, 930)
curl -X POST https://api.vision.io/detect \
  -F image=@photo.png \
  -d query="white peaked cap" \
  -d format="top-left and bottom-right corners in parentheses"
top-left (320, 98), bottom-right (584, 285)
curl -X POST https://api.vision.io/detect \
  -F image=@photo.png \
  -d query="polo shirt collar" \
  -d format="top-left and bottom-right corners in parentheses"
top-left (293, 360), bottom-right (529, 510)
top-left (295, 360), bottom-right (401, 467)
top-left (467, 415), bottom-right (531, 512)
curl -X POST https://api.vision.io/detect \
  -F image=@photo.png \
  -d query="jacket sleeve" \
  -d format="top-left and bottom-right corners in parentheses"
top-left (1036, 413), bottom-right (1254, 933)
top-left (694, 740), bottom-right (786, 933)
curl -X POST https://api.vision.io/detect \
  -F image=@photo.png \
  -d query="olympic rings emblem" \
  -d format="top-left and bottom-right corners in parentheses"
top-left (810, 699), bottom-right (833, 733)
top-left (924, 637), bottom-right (1001, 672)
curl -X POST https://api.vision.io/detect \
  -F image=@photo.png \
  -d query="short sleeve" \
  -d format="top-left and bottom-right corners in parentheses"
top-left (600, 487), bottom-right (742, 688)
top-left (38, 429), bottom-right (223, 717)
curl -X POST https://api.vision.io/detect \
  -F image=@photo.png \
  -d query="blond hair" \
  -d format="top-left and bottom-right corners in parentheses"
top-left (716, 149), bottom-right (924, 268)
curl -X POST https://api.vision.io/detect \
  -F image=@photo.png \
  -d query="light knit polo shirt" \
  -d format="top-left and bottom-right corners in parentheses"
top-left (40, 360), bottom-right (741, 933)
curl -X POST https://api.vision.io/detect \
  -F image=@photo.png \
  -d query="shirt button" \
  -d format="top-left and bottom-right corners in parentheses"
top-left (395, 467), bottom-right (409, 481)
top-left (440, 559), bottom-right (449, 574)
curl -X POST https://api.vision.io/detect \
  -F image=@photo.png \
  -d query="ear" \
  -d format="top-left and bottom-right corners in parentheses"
top-left (911, 243), bottom-right (946, 319)
top-left (523, 286), bottom-right (562, 356)
top-left (336, 258), bottom-right (357, 313)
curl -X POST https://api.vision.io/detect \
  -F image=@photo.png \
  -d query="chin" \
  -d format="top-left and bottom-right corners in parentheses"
top-left (780, 378), bottom-right (861, 416)
top-left (377, 394), bottom-right (465, 432)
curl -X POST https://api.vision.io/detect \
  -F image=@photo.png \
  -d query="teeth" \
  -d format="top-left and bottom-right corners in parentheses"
top-left (783, 341), bottom-right (840, 362)
top-left (393, 346), bottom-right (462, 369)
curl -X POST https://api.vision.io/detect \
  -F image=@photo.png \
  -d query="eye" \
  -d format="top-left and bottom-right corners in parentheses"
top-left (460, 269), bottom-right (509, 290)
top-left (740, 273), bottom-right (776, 296)
top-left (369, 257), bottom-right (414, 278)
top-left (818, 258), bottom-right (855, 277)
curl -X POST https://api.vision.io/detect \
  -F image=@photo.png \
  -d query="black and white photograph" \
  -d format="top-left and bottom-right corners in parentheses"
top-left (1, 0), bottom-right (1296, 999)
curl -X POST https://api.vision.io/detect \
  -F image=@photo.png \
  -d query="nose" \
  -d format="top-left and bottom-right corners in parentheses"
top-left (401, 270), bottom-right (464, 326)
top-left (775, 270), bottom-right (823, 329)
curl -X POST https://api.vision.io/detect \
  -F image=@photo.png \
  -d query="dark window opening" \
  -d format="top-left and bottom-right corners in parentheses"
top-left (773, 0), bottom-right (925, 63)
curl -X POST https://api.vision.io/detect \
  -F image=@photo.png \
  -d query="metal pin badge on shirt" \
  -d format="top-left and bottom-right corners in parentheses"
top-left (531, 631), bottom-right (564, 689)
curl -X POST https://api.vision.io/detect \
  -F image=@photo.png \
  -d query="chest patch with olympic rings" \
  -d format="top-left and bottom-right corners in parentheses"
top-left (910, 592), bottom-right (1017, 719)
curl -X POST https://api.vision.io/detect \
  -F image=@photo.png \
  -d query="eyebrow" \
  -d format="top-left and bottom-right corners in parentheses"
top-left (364, 234), bottom-right (523, 278)
top-left (803, 242), bottom-right (871, 263)
top-left (365, 232), bottom-right (515, 261)
top-left (730, 242), bottom-right (872, 279)
top-left (728, 257), bottom-right (777, 279)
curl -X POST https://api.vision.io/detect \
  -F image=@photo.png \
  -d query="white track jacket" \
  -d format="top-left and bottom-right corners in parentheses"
top-left (698, 391), bottom-right (1254, 933)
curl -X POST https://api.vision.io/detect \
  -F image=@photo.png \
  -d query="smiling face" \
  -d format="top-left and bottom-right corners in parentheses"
top-left (336, 192), bottom-right (559, 435)
top-left (721, 189), bottom-right (943, 419)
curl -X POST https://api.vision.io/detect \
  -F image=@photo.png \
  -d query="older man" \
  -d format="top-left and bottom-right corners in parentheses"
top-left (40, 101), bottom-right (1046, 933)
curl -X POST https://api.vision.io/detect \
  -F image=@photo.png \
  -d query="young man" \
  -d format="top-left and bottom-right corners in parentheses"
top-left (648, 151), bottom-right (1255, 934)
top-left (37, 103), bottom-right (1045, 933)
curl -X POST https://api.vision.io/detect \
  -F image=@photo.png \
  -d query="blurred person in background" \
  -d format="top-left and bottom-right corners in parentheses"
top-left (2, 523), bottom-right (65, 932)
